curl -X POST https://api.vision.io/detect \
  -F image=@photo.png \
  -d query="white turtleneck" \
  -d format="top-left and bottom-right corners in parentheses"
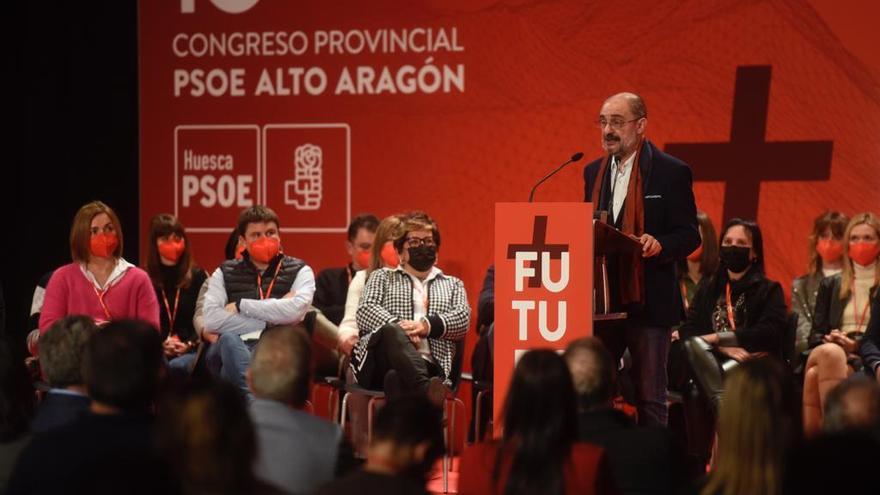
top-left (840, 260), bottom-right (877, 335)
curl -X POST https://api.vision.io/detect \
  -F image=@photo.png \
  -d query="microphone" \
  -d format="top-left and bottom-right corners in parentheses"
top-left (528, 152), bottom-right (585, 202)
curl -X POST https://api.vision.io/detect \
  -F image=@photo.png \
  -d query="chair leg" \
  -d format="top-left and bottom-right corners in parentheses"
top-left (367, 397), bottom-right (384, 447)
top-left (442, 401), bottom-right (449, 493)
top-left (340, 393), bottom-right (351, 429)
top-left (475, 390), bottom-right (486, 442)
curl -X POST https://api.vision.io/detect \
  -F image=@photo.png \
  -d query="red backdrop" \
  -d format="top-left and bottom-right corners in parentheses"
top-left (140, 0), bottom-right (880, 379)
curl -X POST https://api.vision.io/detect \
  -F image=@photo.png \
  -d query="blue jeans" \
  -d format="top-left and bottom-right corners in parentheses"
top-left (167, 352), bottom-right (197, 379)
top-left (205, 332), bottom-right (259, 400)
top-left (596, 321), bottom-right (671, 427)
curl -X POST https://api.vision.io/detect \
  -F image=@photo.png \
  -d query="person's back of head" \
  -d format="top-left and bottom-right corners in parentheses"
top-left (564, 337), bottom-right (615, 412)
top-left (248, 325), bottom-right (312, 407)
top-left (704, 357), bottom-right (799, 495)
top-left (823, 377), bottom-right (880, 433)
top-left (156, 379), bottom-right (258, 495)
top-left (500, 349), bottom-right (578, 495)
top-left (368, 394), bottom-right (444, 481)
top-left (41, 315), bottom-right (97, 389)
top-left (83, 320), bottom-right (163, 413)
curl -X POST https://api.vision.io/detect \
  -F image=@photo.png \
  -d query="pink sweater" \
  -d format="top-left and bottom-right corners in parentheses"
top-left (39, 262), bottom-right (161, 333)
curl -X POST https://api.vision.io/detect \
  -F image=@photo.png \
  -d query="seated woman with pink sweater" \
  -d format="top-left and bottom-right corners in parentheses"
top-left (38, 201), bottom-right (159, 339)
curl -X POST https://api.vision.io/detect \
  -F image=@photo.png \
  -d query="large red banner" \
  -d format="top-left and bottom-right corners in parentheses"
top-left (140, 0), bottom-right (880, 375)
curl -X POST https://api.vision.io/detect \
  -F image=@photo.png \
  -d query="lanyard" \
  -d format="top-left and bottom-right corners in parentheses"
top-left (680, 281), bottom-right (690, 312)
top-left (725, 283), bottom-right (737, 331)
top-left (92, 286), bottom-right (113, 321)
top-left (257, 261), bottom-right (284, 300)
top-left (161, 287), bottom-right (181, 333)
top-left (852, 281), bottom-right (871, 333)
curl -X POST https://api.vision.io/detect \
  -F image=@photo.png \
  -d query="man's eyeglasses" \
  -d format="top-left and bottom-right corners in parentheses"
top-left (405, 237), bottom-right (435, 248)
top-left (595, 117), bottom-right (642, 130)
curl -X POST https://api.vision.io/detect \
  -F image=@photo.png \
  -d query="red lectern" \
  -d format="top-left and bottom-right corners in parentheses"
top-left (493, 202), bottom-right (593, 436)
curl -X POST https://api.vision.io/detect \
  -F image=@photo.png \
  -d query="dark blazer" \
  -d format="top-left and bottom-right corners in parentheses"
top-left (313, 265), bottom-right (355, 325)
top-left (584, 139), bottom-right (700, 327)
top-left (859, 291), bottom-right (880, 375)
top-left (679, 268), bottom-right (787, 355)
top-left (578, 408), bottom-right (684, 495)
top-left (810, 274), bottom-right (879, 348)
top-left (30, 391), bottom-right (90, 434)
top-left (7, 413), bottom-right (172, 494)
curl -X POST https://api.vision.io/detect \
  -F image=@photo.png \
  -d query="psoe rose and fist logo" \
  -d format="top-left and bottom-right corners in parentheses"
top-left (174, 124), bottom-right (350, 233)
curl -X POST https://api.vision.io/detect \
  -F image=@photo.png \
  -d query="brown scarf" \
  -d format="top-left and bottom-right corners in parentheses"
top-left (591, 138), bottom-right (646, 306)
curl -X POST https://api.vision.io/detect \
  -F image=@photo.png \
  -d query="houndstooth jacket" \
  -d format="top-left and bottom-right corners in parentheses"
top-left (352, 267), bottom-right (470, 385)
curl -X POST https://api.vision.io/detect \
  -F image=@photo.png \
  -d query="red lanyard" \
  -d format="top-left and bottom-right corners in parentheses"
top-left (257, 261), bottom-right (283, 300)
top-left (92, 286), bottom-right (113, 321)
top-left (680, 281), bottom-right (690, 312)
top-left (852, 282), bottom-right (871, 333)
top-left (161, 287), bottom-right (181, 333)
top-left (725, 283), bottom-right (737, 331)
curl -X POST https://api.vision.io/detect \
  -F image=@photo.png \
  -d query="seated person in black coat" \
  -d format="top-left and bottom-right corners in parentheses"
top-left (564, 337), bottom-right (684, 495)
top-left (8, 320), bottom-right (174, 494)
top-left (313, 214), bottom-right (379, 325)
top-left (31, 315), bottom-right (96, 433)
top-left (681, 219), bottom-right (787, 410)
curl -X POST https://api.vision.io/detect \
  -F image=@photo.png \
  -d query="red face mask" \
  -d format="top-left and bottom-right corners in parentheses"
top-left (158, 238), bottom-right (185, 263)
top-left (849, 241), bottom-right (880, 267)
top-left (686, 244), bottom-right (703, 262)
top-left (354, 250), bottom-right (371, 269)
top-left (90, 232), bottom-right (118, 258)
top-left (380, 241), bottom-right (400, 268)
top-left (816, 238), bottom-right (843, 264)
top-left (248, 237), bottom-right (281, 264)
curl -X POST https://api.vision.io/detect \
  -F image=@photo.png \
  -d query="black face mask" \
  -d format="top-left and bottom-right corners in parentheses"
top-left (407, 245), bottom-right (436, 272)
top-left (719, 245), bottom-right (752, 273)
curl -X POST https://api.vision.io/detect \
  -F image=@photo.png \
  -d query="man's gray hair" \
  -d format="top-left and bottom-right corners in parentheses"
top-left (41, 315), bottom-right (97, 388)
top-left (250, 325), bottom-right (312, 406)
top-left (563, 337), bottom-right (615, 412)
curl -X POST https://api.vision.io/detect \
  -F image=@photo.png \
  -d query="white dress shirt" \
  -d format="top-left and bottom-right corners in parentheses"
top-left (610, 152), bottom-right (637, 223)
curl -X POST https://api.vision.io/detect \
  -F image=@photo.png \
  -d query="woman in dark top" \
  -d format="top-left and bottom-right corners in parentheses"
top-left (681, 219), bottom-right (787, 410)
top-left (791, 211), bottom-right (848, 358)
top-left (146, 214), bottom-right (208, 377)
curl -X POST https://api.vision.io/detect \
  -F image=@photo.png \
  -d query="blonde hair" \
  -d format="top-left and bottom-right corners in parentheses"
top-left (69, 201), bottom-right (123, 262)
top-left (838, 212), bottom-right (880, 301)
top-left (701, 359), bottom-right (797, 495)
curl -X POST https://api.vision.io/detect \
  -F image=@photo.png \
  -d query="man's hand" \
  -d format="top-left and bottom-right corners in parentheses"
top-left (670, 330), bottom-right (680, 342)
top-left (225, 302), bottom-right (238, 314)
top-left (202, 331), bottom-right (219, 344)
top-left (718, 346), bottom-right (751, 362)
top-left (638, 233), bottom-right (662, 258)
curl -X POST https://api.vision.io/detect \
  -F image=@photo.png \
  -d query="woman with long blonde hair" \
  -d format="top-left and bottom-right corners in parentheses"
top-left (700, 357), bottom-right (799, 495)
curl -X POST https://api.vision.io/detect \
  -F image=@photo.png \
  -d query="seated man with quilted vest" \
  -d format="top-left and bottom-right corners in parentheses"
top-left (352, 211), bottom-right (470, 405)
top-left (203, 205), bottom-right (315, 397)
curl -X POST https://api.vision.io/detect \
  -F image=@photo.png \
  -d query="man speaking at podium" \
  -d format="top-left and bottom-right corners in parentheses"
top-left (583, 92), bottom-right (700, 427)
